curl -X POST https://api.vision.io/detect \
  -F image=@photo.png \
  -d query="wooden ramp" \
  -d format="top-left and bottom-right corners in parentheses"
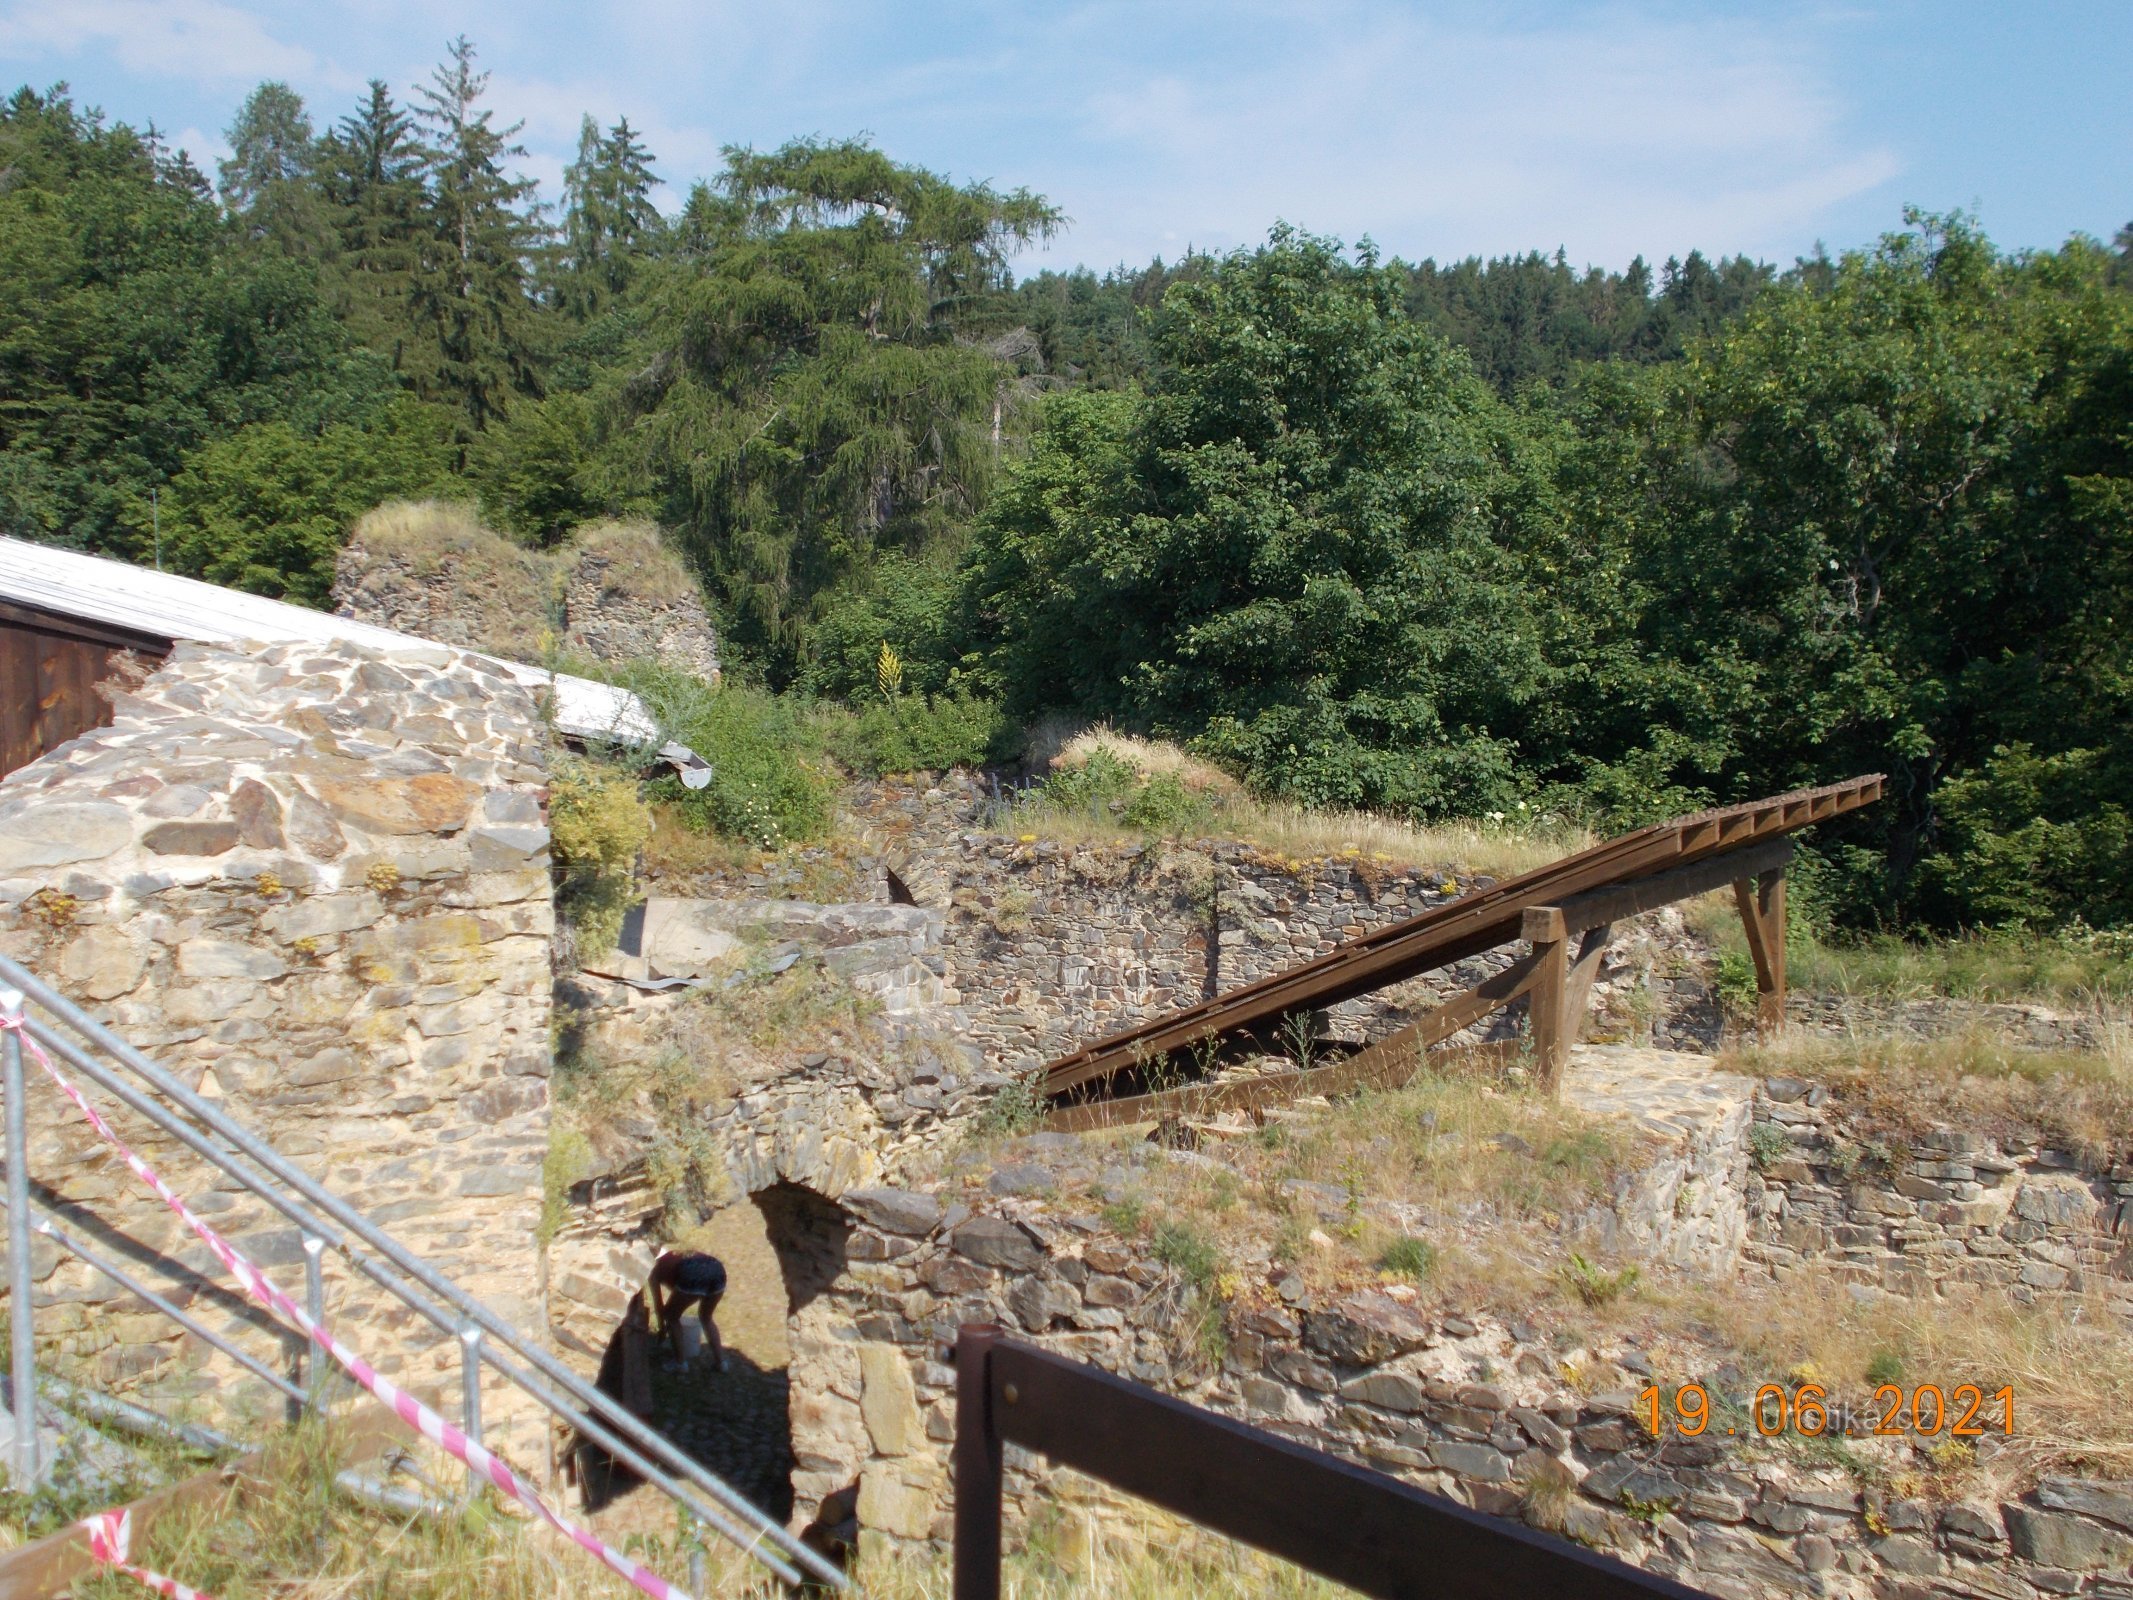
top-left (1040, 775), bottom-right (1882, 1129)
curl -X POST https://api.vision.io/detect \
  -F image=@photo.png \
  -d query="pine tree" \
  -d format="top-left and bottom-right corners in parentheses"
top-left (556, 114), bottom-right (662, 319)
top-left (317, 80), bottom-right (428, 371)
top-left (408, 36), bottom-right (545, 439)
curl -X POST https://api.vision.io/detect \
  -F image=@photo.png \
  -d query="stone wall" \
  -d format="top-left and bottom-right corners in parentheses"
top-left (0, 639), bottom-right (555, 1464)
top-left (1745, 1079), bottom-right (2133, 1316)
top-left (790, 1167), bottom-right (2133, 1599)
top-left (333, 528), bottom-right (721, 681)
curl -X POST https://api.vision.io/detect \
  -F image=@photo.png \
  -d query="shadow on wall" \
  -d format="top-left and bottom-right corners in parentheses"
top-left (575, 1181), bottom-right (852, 1525)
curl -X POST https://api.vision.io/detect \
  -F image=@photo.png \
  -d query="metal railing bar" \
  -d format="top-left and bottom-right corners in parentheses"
top-left (17, 1010), bottom-right (808, 1587)
top-left (26, 1207), bottom-right (305, 1405)
top-left (0, 962), bottom-right (843, 1592)
top-left (3, 983), bottom-right (38, 1487)
top-left (35, 1371), bottom-right (235, 1458)
top-left (38, 1374), bottom-right (454, 1519)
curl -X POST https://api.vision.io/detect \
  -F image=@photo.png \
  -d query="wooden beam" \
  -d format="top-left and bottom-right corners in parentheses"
top-left (1542, 836), bottom-right (1793, 937)
top-left (1043, 955), bottom-right (1545, 1134)
top-left (1526, 929), bottom-right (1569, 1094)
top-left (1733, 867), bottom-right (1788, 1036)
top-left (1039, 776), bottom-right (1879, 1100)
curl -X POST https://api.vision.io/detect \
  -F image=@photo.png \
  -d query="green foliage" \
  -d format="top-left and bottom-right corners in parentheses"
top-left (1375, 1235), bottom-right (1437, 1281)
top-left (631, 138), bottom-right (1060, 679)
top-left (1865, 1348), bottom-right (1905, 1386)
top-left (1120, 773), bottom-right (1211, 835)
top-left (975, 1075), bottom-right (1044, 1137)
top-left (820, 690), bottom-right (1010, 776)
top-left (548, 759), bottom-right (652, 956)
top-left (0, 86), bottom-right (389, 560)
top-left (1714, 949), bottom-right (1762, 1020)
top-left (1557, 1252), bottom-right (1641, 1307)
top-left (161, 399), bottom-right (456, 601)
top-left (1151, 1220), bottom-right (1223, 1291)
top-left (1747, 1123), bottom-right (1790, 1172)
top-left (961, 229), bottom-right (1543, 819)
top-left (627, 670), bottom-right (836, 849)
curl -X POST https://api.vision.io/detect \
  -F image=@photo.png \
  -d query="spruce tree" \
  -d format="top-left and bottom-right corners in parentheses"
top-left (318, 81), bottom-right (428, 373)
top-left (409, 36), bottom-right (545, 440)
top-left (556, 114), bottom-right (662, 319)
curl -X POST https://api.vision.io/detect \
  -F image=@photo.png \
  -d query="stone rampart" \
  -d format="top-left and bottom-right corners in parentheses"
top-left (0, 638), bottom-right (555, 1464)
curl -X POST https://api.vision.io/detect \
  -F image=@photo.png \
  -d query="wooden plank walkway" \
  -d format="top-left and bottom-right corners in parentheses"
top-left (1038, 775), bottom-right (1882, 1113)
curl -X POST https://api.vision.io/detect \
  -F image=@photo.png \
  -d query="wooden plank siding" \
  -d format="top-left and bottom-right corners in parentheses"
top-left (0, 600), bottom-right (170, 780)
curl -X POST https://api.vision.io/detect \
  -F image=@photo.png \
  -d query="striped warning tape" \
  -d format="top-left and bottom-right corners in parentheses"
top-left (0, 1009), bottom-right (698, 1600)
top-left (82, 1508), bottom-right (217, 1600)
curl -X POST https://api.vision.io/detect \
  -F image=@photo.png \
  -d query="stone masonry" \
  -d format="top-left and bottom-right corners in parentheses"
top-left (1746, 1079), bottom-right (2133, 1315)
top-left (0, 638), bottom-right (555, 1467)
top-left (789, 1146), bottom-right (2133, 1600)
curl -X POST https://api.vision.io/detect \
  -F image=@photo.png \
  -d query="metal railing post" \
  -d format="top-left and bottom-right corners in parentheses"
top-left (953, 1325), bottom-right (1003, 1600)
top-left (303, 1234), bottom-right (326, 1412)
top-left (457, 1324), bottom-right (482, 1499)
top-left (2, 987), bottom-right (38, 1488)
top-left (0, 956), bottom-right (841, 1589)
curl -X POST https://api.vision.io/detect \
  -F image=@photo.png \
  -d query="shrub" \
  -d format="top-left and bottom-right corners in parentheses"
top-left (1557, 1252), bottom-right (1640, 1307)
top-left (1715, 948), bottom-right (1761, 1019)
top-left (625, 669), bottom-right (836, 848)
top-left (1152, 1220), bottom-right (1223, 1291)
top-left (822, 690), bottom-right (1011, 776)
top-left (1121, 772), bottom-right (1212, 835)
top-left (1376, 1235), bottom-right (1437, 1281)
top-left (548, 759), bottom-right (652, 956)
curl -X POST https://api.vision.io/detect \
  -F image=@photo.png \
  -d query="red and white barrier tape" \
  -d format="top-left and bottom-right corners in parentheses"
top-left (82, 1508), bottom-right (218, 1600)
top-left (0, 1011), bottom-right (698, 1600)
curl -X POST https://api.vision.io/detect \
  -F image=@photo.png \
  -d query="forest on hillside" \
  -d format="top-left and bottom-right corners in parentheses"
top-left (1, 43), bottom-right (2128, 939)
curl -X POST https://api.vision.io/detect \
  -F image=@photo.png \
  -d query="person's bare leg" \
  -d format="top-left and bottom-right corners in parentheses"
top-left (700, 1293), bottom-right (725, 1371)
top-left (664, 1293), bottom-right (692, 1362)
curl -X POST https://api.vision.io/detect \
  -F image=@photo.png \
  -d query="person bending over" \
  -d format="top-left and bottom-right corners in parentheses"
top-left (646, 1250), bottom-right (727, 1370)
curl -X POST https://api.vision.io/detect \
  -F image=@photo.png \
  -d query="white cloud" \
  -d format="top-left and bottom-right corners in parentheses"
top-left (1021, 5), bottom-right (1902, 269)
top-left (0, 0), bottom-right (321, 88)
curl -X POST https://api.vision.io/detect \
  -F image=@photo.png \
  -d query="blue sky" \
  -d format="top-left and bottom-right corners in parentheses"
top-left (2, 1), bottom-right (2127, 276)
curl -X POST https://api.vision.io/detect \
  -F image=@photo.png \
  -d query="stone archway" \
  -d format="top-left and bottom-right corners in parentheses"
top-left (580, 1180), bottom-right (852, 1523)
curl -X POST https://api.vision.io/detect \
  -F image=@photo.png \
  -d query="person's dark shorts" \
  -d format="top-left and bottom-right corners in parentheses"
top-left (673, 1255), bottom-right (726, 1298)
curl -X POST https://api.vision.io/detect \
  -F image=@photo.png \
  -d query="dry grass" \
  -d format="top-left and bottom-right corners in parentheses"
top-left (1218, 802), bottom-right (1592, 881)
top-left (987, 1066), bottom-right (1648, 1321)
top-left (1638, 1265), bottom-right (2133, 1489)
top-left (570, 518), bottom-right (701, 605)
top-left (1014, 728), bottom-right (1591, 880)
top-left (1726, 1023), bottom-right (2133, 1163)
top-left (1053, 727), bottom-right (1243, 796)
top-left (66, 1432), bottom-right (1351, 1600)
top-left (349, 499), bottom-right (533, 574)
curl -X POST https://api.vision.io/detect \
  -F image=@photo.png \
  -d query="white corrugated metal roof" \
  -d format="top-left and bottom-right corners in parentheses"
top-left (0, 535), bottom-right (658, 744)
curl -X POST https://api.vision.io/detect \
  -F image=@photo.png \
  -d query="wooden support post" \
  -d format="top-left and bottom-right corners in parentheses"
top-left (1731, 867), bottom-right (1788, 1036)
top-left (1523, 907), bottom-right (1571, 1096)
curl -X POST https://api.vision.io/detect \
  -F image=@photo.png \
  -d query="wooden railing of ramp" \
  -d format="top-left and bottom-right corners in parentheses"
top-left (1039, 775), bottom-right (1883, 1130)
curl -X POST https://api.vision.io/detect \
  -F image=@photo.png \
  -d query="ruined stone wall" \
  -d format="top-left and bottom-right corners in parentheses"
top-left (791, 1181), bottom-right (2133, 1599)
top-left (1746, 1079), bottom-right (2133, 1315)
top-left (333, 527), bottom-right (721, 681)
top-left (0, 639), bottom-right (555, 1464)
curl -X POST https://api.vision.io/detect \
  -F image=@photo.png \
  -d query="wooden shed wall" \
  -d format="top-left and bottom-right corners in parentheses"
top-left (0, 603), bottom-right (169, 781)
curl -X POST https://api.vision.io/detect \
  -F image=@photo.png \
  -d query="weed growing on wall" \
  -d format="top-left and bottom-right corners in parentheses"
top-left (548, 758), bottom-right (652, 958)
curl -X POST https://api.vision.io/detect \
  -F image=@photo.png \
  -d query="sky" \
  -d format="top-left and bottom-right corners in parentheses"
top-left (1, 0), bottom-right (2127, 277)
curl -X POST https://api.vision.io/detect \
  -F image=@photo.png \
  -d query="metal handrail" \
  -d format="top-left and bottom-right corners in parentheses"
top-left (0, 951), bottom-right (846, 1591)
top-left (14, 1007), bottom-right (795, 1577)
